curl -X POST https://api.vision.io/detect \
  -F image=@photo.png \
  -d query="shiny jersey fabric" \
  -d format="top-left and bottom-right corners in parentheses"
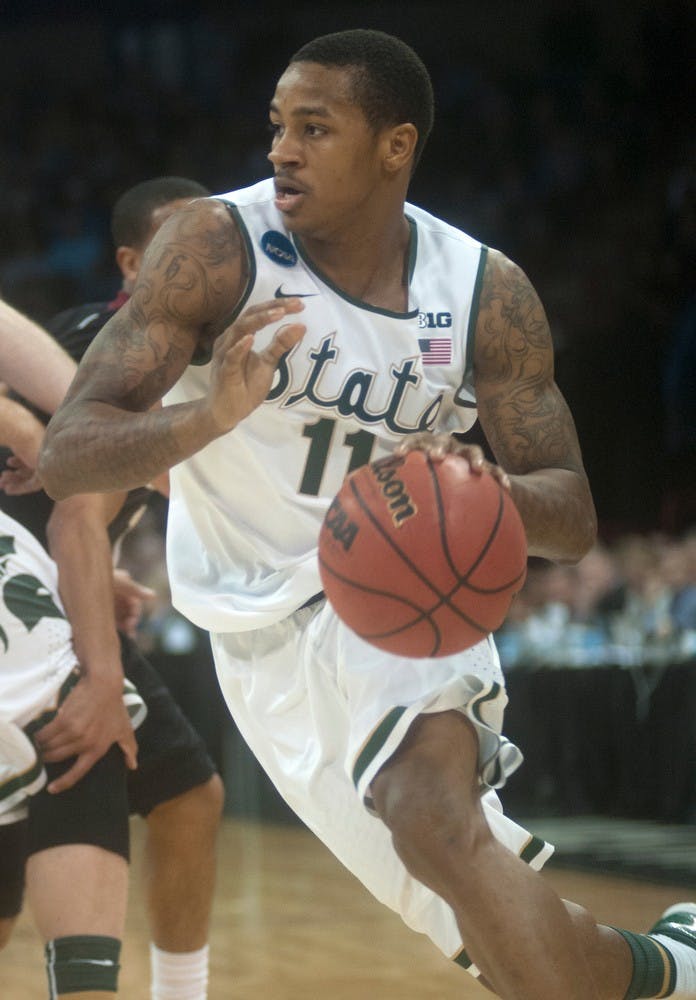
top-left (165, 178), bottom-right (487, 632)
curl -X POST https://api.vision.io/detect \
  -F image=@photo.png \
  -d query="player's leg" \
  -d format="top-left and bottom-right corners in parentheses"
top-left (0, 818), bottom-right (28, 950)
top-left (371, 709), bottom-right (614, 998)
top-left (142, 777), bottom-right (223, 950)
top-left (25, 743), bottom-right (130, 998)
top-left (27, 844), bottom-right (127, 999)
top-left (123, 634), bottom-right (223, 999)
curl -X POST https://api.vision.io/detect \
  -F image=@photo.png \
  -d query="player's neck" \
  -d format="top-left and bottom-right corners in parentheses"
top-left (299, 214), bottom-right (412, 313)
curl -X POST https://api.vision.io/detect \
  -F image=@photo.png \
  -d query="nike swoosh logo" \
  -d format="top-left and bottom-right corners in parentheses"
top-left (275, 285), bottom-right (318, 299)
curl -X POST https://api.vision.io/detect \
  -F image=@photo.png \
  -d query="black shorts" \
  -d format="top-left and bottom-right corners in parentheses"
top-left (0, 634), bottom-right (217, 919)
top-left (121, 633), bottom-right (217, 817)
top-left (0, 741), bottom-right (129, 920)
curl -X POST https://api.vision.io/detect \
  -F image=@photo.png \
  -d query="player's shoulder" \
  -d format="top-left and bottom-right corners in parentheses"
top-left (213, 178), bottom-right (275, 210)
top-left (405, 200), bottom-right (483, 252)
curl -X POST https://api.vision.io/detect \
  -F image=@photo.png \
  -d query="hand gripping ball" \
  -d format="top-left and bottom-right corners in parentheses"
top-left (318, 450), bottom-right (527, 657)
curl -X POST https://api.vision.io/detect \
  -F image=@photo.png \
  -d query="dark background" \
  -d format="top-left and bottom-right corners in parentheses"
top-left (1, 0), bottom-right (694, 536)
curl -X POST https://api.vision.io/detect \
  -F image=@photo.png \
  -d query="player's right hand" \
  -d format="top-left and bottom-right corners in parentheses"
top-left (34, 672), bottom-right (138, 794)
top-left (205, 298), bottom-right (306, 434)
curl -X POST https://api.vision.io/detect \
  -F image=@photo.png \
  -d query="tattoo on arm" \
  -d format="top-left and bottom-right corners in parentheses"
top-left (474, 252), bottom-right (584, 475)
top-left (70, 201), bottom-right (248, 412)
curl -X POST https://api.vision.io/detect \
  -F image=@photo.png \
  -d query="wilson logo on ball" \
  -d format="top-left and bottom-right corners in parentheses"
top-left (371, 455), bottom-right (418, 527)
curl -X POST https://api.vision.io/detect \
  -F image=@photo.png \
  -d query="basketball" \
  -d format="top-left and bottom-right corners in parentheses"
top-left (318, 449), bottom-right (527, 658)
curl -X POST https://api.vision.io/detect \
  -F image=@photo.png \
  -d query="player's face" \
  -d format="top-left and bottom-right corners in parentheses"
top-left (268, 62), bottom-right (387, 237)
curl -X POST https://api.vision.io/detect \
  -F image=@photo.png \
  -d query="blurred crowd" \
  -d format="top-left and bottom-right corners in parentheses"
top-left (118, 500), bottom-right (696, 675)
top-left (497, 531), bottom-right (696, 669)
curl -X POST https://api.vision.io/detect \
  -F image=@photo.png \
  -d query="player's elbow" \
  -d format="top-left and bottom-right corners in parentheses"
top-left (561, 500), bottom-right (598, 565)
top-left (38, 437), bottom-right (75, 501)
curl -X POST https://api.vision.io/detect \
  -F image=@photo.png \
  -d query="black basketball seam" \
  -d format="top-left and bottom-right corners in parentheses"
top-left (318, 552), bottom-right (443, 654)
top-left (325, 461), bottom-right (525, 655)
top-left (348, 475), bottom-right (443, 599)
top-left (426, 454), bottom-right (461, 581)
top-left (426, 459), bottom-right (526, 597)
top-left (427, 457), bottom-right (526, 596)
top-left (324, 474), bottom-right (492, 649)
top-left (347, 467), bottom-right (517, 637)
top-left (430, 460), bottom-right (507, 582)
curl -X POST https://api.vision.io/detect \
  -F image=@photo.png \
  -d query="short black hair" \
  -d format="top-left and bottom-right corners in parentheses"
top-left (111, 176), bottom-right (210, 248)
top-left (290, 29), bottom-right (434, 170)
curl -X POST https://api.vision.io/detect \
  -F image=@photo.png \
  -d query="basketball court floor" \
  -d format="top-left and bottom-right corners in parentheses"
top-left (4, 813), bottom-right (695, 999)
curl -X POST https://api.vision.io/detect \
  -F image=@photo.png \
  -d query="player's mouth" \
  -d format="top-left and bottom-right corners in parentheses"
top-left (274, 178), bottom-right (308, 212)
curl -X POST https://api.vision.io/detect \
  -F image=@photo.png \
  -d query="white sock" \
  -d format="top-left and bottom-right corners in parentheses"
top-left (652, 935), bottom-right (696, 995)
top-left (150, 943), bottom-right (209, 1000)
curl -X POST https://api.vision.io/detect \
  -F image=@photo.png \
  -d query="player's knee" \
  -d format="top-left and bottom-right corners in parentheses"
top-left (44, 935), bottom-right (121, 995)
top-left (0, 915), bottom-right (17, 950)
top-left (151, 773), bottom-right (225, 837)
top-left (372, 714), bottom-right (487, 872)
top-left (186, 773), bottom-right (225, 828)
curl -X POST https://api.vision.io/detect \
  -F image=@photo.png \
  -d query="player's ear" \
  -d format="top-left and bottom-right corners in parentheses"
top-left (115, 245), bottom-right (142, 288)
top-left (382, 123), bottom-right (418, 175)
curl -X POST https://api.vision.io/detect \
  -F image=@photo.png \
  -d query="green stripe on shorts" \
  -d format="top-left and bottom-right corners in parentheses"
top-left (352, 706), bottom-right (407, 789)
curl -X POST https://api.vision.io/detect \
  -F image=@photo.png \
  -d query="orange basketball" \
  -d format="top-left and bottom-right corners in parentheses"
top-left (318, 450), bottom-right (527, 657)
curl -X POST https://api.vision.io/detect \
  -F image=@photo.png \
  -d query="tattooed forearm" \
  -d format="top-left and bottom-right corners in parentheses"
top-left (40, 398), bottom-right (213, 497)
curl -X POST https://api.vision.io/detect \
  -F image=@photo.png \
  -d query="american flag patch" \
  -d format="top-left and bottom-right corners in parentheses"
top-left (418, 337), bottom-right (452, 365)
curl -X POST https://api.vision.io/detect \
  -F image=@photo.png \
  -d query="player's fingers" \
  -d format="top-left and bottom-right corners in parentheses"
top-left (261, 322), bottom-right (306, 363)
top-left (39, 737), bottom-right (85, 762)
top-left (486, 463), bottom-right (511, 491)
top-left (118, 734), bottom-right (138, 771)
top-left (34, 712), bottom-right (82, 748)
top-left (458, 445), bottom-right (486, 471)
top-left (47, 753), bottom-right (97, 794)
top-left (218, 299), bottom-right (305, 349)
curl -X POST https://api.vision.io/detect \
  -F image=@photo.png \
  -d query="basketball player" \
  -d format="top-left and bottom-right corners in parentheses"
top-left (40, 30), bottom-right (696, 1000)
top-left (0, 300), bottom-right (140, 996)
top-left (1, 181), bottom-right (224, 1000)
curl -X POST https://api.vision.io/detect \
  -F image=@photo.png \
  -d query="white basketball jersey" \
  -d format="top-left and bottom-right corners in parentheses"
top-left (165, 178), bottom-right (487, 632)
top-left (0, 510), bottom-right (76, 727)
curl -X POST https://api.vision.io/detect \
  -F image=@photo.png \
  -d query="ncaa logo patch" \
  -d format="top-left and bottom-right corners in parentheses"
top-left (261, 230), bottom-right (297, 268)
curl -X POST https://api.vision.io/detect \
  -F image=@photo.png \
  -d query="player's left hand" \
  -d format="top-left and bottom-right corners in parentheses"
top-left (113, 568), bottom-right (156, 638)
top-left (34, 672), bottom-right (138, 794)
top-left (395, 432), bottom-right (511, 491)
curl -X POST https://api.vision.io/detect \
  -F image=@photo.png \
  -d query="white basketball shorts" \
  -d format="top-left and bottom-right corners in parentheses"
top-left (211, 598), bottom-right (553, 974)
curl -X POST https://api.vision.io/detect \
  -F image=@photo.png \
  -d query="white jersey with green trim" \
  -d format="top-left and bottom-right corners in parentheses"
top-left (165, 178), bottom-right (487, 633)
top-left (0, 510), bottom-right (76, 728)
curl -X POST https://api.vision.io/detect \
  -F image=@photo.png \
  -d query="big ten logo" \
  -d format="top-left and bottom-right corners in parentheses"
top-left (418, 311), bottom-right (453, 329)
